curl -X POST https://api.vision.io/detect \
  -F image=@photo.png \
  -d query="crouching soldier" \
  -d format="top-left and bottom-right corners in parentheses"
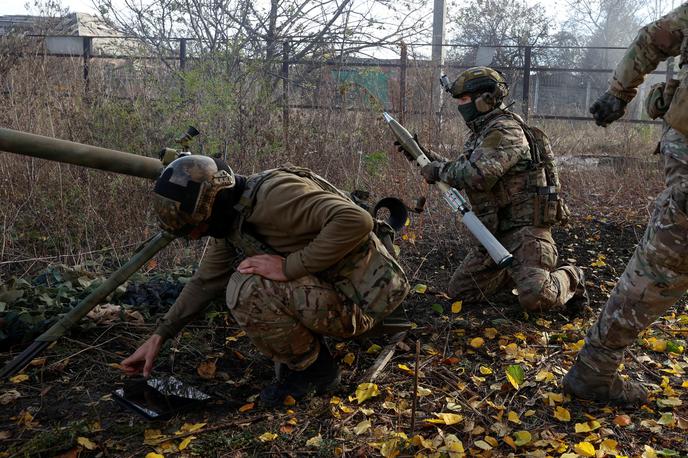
top-left (398, 67), bottom-right (588, 314)
top-left (120, 156), bottom-right (409, 406)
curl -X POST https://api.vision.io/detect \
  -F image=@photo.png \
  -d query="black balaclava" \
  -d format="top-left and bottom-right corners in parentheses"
top-left (204, 174), bottom-right (246, 239)
top-left (457, 94), bottom-right (482, 123)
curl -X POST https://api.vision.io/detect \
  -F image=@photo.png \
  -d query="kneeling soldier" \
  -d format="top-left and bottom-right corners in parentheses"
top-left (400, 67), bottom-right (588, 313)
top-left (121, 156), bottom-right (410, 406)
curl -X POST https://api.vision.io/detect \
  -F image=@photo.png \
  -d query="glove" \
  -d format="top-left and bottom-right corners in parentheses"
top-left (420, 161), bottom-right (443, 184)
top-left (589, 91), bottom-right (627, 127)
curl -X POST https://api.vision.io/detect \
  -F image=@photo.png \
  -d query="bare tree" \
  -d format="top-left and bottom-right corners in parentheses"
top-left (93, 0), bottom-right (430, 65)
top-left (446, 0), bottom-right (557, 79)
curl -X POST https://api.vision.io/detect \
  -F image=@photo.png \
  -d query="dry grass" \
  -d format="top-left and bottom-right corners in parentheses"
top-left (0, 49), bottom-right (665, 280)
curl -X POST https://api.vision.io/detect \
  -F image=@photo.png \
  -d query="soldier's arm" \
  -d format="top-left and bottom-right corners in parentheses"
top-left (154, 238), bottom-right (238, 340)
top-left (438, 122), bottom-right (529, 192)
top-left (609, 5), bottom-right (688, 102)
top-left (258, 178), bottom-right (374, 279)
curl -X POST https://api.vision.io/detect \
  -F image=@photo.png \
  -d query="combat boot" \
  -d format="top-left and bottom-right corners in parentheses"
top-left (563, 350), bottom-right (648, 406)
top-left (260, 341), bottom-right (341, 407)
top-left (564, 266), bottom-right (591, 317)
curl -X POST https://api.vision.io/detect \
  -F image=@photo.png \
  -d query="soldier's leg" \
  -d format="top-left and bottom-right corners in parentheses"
top-left (564, 150), bottom-right (688, 405)
top-left (508, 227), bottom-right (585, 312)
top-left (228, 272), bottom-right (373, 405)
top-left (448, 246), bottom-right (511, 301)
top-left (227, 272), bottom-right (376, 370)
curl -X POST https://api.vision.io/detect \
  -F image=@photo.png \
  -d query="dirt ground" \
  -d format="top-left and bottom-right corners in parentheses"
top-left (2, 214), bottom-right (688, 458)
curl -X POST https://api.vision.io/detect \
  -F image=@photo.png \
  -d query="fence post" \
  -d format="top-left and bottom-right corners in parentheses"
top-left (522, 46), bottom-right (531, 121)
top-left (179, 38), bottom-right (187, 70)
top-left (82, 36), bottom-right (92, 94)
top-left (179, 38), bottom-right (187, 98)
top-left (399, 42), bottom-right (408, 125)
top-left (282, 41), bottom-right (290, 150)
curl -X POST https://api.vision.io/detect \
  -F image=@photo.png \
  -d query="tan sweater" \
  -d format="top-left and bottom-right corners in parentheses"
top-left (154, 171), bottom-right (373, 339)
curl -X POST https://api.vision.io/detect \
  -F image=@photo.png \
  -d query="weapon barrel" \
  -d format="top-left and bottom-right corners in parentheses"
top-left (0, 231), bottom-right (176, 379)
top-left (383, 111), bottom-right (513, 268)
top-left (0, 127), bottom-right (164, 179)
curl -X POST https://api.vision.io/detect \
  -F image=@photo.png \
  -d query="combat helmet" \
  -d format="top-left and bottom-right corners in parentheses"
top-left (153, 155), bottom-right (236, 236)
top-left (448, 66), bottom-right (509, 115)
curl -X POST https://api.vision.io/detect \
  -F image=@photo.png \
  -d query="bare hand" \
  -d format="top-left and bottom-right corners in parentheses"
top-left (121, 334), bottom-right (164, 378)
top-left (237, 254), bottom-right (288, 281)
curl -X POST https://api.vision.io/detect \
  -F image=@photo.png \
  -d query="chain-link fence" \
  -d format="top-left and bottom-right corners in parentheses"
top-left (1, 34), bottom-right (671, 149)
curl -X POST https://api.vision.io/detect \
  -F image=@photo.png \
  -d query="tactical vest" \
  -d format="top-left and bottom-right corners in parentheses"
top-left (663, 29), bottom-right (688, 137)
top-left (225, 166), bottom-right (409, 322)
top-left (467, 112), bottom-right (569, 232)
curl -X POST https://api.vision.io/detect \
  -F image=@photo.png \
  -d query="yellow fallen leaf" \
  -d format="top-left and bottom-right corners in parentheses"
top-left (366, 344), bottom-right (382, 354)
top-left (397, 364), bottom-right (414, 375)
top-left (535, 370), bottom-right (554, 383)
top-left (239, 402), bottom-right (254, 412)
top-left (479, 366), bottom-right (493, 375)
top-left (470, 337), bottom-right (485, 349)
top-left (354, 420), bottom-right (372, 435)
top-left (343, 352), bottom-right (355, 366)
top-left (306, 434), bottom-right (323, 447)
top-left (225, 330), bottom-right (246, 342)
top-left (484, 328), bottom-right (498, 339)
top-left (507, 411), bottom-right (521, 424)
top-left (451, 301), bottom-right (462, 313)
top-left (144, 429), bottom-right (164, 444)
top-left (145, 453), bottom-right (164, 458)
top-left (177, 423), bottom-right (206, 434)
top-left (474, 440), bottom-right (492, 450)
top-left (414, 284), bottom-right (427, 294)
top-left (682, 381), bottom-right (688, 388)
top-left (9, 374), bottom-right (29, 384)
top-left (416, 386), bottom-right (432, 396)
top-left (513, 430), bottom-right (531, 446)
top-left (600, 439), bottom-right (618, 454)
top-left (642, 445), bottom-right (658, 458)
top-left (355, 383), bottom-right (380, 404)
top-left (524, 409), bottom-right (536, 417)
top-left (554, 406), bottom-right (571, 422)
top-left (258, 432), bottom-right (278, 442)
top-left (436, 412), bottom-right (463, 425)
top-left (574, 441), bottom-right (596, 457)
top-left (574, 420), bottom-right (601, 433)
top-left (178, 436), bottom-right (195, 451)
top-left (77, 437), bottom-right (97, 450)
top-left (411, 434), bottom-right (433, 449)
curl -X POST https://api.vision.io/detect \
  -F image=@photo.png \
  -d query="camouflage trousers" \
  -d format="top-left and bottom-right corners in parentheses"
top-left (580, 128), bottom-right (688, 368)
top-left (226, 272), bottom-right (406, 371)
top-left (448, 226), bottom-right (582, 311)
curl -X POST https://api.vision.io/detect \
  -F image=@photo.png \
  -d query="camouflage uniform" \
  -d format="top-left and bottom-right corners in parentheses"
top-left (155, 169), bottom-right (410, 370)
top-left (566, 4), bottom-right (688, 402)
top-left (438, 110), bottom-right (583, 311)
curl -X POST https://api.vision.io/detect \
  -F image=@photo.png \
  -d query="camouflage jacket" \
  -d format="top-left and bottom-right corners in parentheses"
top-left (438, 109), bottom-right (549, 233)
top-left (609, 3), bottom-right (688, 102)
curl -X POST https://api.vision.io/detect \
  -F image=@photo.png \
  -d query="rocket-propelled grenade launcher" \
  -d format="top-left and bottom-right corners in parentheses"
top-left (382, 112), bottom-right (513, 268)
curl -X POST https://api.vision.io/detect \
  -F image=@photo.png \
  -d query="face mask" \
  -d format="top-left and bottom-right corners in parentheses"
top-left (457, 99), bottom-right (480, 122)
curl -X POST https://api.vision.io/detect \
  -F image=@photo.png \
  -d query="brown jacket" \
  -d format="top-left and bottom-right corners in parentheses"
top-left (154, 171), bottom-right (374, 339)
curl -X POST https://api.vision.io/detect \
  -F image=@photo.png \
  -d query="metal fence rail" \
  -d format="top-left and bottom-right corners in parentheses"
top-left (1, 34), bottom-right (672, 128)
